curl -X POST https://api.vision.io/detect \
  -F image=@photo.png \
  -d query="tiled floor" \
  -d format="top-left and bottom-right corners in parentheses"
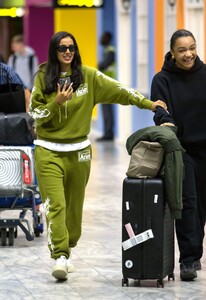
top-left (0, 134), bottom-right (205, 299)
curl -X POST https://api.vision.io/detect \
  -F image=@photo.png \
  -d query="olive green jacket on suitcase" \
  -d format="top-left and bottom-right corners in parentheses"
top-left (126, 126), bottom-right (185, 220)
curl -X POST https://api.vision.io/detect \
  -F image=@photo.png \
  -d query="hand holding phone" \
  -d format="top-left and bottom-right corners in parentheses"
top-left (56, 80), bottom-right (73, 105)
top-left (59, 76), bottom-right (71, 91)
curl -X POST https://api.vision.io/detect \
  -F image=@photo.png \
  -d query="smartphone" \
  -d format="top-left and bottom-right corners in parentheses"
top-left (59, 76), bottom-right (71, 91)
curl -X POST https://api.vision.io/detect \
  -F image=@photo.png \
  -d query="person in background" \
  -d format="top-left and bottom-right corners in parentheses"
top-left (96, 31), bottom-right (115, 141)
top-left (7, 34), bottom-right (39, 91)
top-left (29, 31), bottom-right (166, 281)
top-left (0, 54), bottom-right (5, 63)
top-left (151, 29), bottom-right (206, 281)
top-left (0, 62), bottom-right (30, 112)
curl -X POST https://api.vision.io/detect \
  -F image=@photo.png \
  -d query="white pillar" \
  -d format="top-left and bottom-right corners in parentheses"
top-left (184, 0), bottom-right (204, 61)
top-left (115, 0), bottom-right (132, 144)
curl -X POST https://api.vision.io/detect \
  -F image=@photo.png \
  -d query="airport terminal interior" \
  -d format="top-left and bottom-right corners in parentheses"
top-left (0, 1), bottom-right (206, 299)
top-left (0, 130), bottom-right (205, 300)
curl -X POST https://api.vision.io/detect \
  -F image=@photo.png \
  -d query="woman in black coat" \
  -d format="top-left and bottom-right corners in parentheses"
top-left (151, 29), bottom-right (206, 281)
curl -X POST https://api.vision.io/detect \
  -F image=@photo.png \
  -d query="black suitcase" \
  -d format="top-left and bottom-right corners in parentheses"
top-left (0, 113), bottom-right (35, 145)
top-left (122, 177), bottom-right (175, 287)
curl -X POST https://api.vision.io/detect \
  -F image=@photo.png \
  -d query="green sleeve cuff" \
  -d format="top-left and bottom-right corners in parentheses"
top-left (49, 100), bottom-right (61, 113)
top-left (141, 98), bottom-right (153, 110)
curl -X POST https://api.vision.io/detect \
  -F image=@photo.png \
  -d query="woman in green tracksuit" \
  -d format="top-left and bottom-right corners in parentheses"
top-left (29, 31), bottom-right (166, 280)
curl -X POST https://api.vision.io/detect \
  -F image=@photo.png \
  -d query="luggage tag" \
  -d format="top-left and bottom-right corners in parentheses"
top-left (125, 223), bottom-right (135, 238)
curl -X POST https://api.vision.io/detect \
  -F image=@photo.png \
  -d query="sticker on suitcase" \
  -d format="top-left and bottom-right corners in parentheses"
top-left (122, 229), bottom-right (154, 251)
top-left (125, 223), bottom-right (135, 238)
top-left (125, 260), bottom-right (133, 269)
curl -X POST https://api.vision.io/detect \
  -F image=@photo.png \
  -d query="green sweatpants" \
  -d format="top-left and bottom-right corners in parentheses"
top-left (34, 145), bottom-right (91, 259)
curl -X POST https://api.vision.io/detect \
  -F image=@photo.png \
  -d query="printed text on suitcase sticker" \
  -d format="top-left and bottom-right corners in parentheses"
top-left (122, 229), bottom-right (154, 251)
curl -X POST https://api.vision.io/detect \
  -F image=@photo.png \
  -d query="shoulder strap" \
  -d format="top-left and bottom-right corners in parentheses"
top-left (29, 55), bottom-right (34, 77)
top-left (12, 55), bottom-right (17, 70)
top-left (12, 54), bottom-right (34, 85)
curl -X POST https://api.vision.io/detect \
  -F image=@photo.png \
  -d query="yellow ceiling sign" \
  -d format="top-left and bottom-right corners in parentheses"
top-left (0, 7), bottom-right (25, 17)
top-left (54, 0), bottom-right (103, 8)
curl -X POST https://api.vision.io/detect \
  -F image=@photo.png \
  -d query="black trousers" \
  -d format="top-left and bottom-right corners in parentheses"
top-left (176, 151), bottom-right (206, 264)
top-left (101, 104), bottom-right (114, 138)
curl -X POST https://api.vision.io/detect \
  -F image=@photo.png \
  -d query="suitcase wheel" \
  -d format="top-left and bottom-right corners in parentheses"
top-left (14, 227), bottom-right (18, 238)
top-left (168, 273), bottom-right (175, 281)
top-left (0, 227), bottom-right (16, 246)
top-left (33, 211), bottom-right (44, 237)
top-left (34, 225), bottom-right (44, 237)
top-left (8, 228), bottom-right (15, 246)
top-left (122, 278), bottom-right (129, 287)
top-left (157, 279), bottom-right (164, 288)
top-left (0, 228), bottom-right (7, 246)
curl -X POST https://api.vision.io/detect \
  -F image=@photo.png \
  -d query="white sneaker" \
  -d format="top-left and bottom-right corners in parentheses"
top-left (67, 252), bottom-right (75, 273)
top-left (52, 255), bottom-right (68, 280)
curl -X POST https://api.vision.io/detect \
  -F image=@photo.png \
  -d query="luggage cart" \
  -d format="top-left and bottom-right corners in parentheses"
top-left (0, 146), bottom-right (44, 246)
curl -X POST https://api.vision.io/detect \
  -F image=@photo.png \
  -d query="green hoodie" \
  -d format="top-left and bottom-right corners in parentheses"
top-left (29, 64), bottom-right (153, 144)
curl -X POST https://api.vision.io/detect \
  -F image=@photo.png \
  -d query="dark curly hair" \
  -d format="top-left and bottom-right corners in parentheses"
top-left (44, 31), bottom-right (84, 94)
top-left (170, 29), bottom-right (196, 51)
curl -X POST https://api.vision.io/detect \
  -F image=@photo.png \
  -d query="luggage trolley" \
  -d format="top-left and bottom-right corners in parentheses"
top-left (0, 146), bottom-right (44, 246)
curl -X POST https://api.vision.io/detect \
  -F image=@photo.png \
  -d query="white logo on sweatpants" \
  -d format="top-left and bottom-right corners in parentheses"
top-left (78, 150), bottom-right (91, 162)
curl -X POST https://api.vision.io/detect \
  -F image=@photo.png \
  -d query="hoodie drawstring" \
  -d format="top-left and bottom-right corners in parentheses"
top-left (58, 102), bottom-right (68, 123)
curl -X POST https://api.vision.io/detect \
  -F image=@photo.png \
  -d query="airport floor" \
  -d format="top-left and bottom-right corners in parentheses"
top-left (0, 133), bottom-right (206, 300)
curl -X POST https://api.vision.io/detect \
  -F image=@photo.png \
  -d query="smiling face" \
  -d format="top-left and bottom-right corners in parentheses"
top-left (171, 36), bottom-right (197, 70)
top-left (57, 36), bottom-right (75, 72)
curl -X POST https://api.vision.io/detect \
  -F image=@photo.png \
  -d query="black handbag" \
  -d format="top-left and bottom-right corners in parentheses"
top-left (0, 113), bottom-right (35, 146)
top-left (0, 76), bottom-right (26, 114)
